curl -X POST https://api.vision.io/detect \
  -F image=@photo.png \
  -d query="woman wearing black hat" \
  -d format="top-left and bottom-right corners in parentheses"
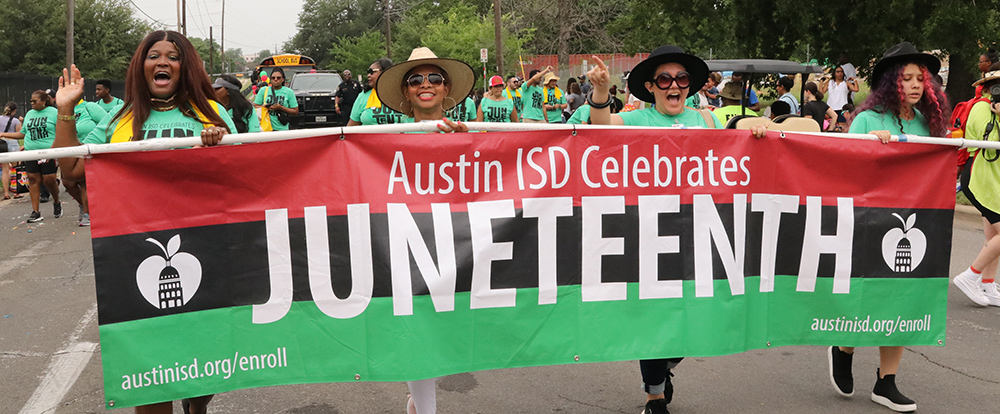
top-left (586, 45), bottom-right (721, 129)
top-left (828, 42), bottom-right (949, 414)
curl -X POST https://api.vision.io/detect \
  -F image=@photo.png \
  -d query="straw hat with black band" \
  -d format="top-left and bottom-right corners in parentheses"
top-left (626, 45), bottom-right (709, 104)
top-left (972, 70), bottom-right (1000, 87)
top-left (375, 47), bottom-right (475, 116)
top-left (869, 42), bottom-right (940, 89)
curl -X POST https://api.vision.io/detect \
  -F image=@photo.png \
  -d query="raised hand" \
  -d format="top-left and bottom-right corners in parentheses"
top-left (586, 56), bottom-right (610, 92)
top-left (57, 65), bottom-right (85, 110)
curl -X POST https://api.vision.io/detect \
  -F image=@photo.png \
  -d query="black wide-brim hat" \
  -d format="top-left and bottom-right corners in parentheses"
top-left (869, 42), bottom-right (940, 89)
top-left (627, 45), bottom-right (709, 104)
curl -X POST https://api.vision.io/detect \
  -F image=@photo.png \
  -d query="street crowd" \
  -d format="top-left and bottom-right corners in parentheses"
top-left (2, 27), bottom-right (999, 414)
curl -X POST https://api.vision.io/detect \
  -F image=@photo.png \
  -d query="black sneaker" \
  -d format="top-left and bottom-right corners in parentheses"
top-left (871, 369), bottom-right (916, 412)
top-left (39, 194), bottom-right (50, 203)
top-left (27, 211), bottom-right (42, 223)
top-left (53, 202), bottom-right (62, 218)
top-left (828, 346), bottom-right (854, 397)
top-left (641, 398), bottom-right (669, 414)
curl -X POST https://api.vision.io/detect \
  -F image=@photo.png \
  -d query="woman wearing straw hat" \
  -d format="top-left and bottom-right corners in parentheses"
top-left (953, 63), bottom-right (1000, 309)
top-left (477, 75), bottom-right (519, 122)
top-left (828, 42), bottom-right (949, 413)
top-left (375, 46), bottom-right (475, 414)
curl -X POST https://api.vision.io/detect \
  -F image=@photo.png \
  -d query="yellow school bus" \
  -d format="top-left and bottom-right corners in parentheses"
top-left (253, 54), bottom-right (318, 83)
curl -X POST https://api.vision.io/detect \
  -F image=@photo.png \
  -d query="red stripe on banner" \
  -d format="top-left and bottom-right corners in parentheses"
top-left (87, 129), bottom-right (956, 238)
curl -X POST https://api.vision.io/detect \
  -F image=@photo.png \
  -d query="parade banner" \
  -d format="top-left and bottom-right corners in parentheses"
top-left (87, 128), bottom-right (955, 408)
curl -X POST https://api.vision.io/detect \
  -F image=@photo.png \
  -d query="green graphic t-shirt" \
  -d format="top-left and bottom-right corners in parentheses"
top-left (520, 84), bottom-right (546, 121)
top-left (445, 97), bottom-right (477, 122)
top-left (22, 107), bottom-right (58, 151)
top-left (479, 97), bottom-right (515, 122)
top-left (75, 101), bottom-right (107, 140)
top-left (96, 96), bottom-right (124, 114)
top-left (545, 88), bottom-right (566, 123)
top-left (83, 103), bottom-right (238, 144)
top-left (349, 90), bottom-right (413, 126)
top-left (504, 88), bottom-right (524, 118)
top-left (617, 107), bottom-right (722, 128)
top-left (253, 86), bottom-right (299, 131)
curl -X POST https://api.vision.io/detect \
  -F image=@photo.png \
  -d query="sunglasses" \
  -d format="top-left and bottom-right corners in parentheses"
top-left (406, 73), bottom-right (445, 88)
top-left (652, 71), bottom-right (691, 89)
top-left (367, 68), bottom-right (380, 75)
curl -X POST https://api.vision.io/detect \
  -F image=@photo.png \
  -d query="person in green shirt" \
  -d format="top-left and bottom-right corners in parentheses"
top-left (53, 32), bottom-right (235, 414)
top-left (504, 75), bottom-right (524, 119)
top-left (375, 46), bottom-right (474, 414)
top-left (542, 72), bottom-right (567, 123)
top-left (833, 42), bottom-right (949, 414)
top-left (519, 66), bottom-right (553, 123)
top-left (253, 67), bottom-right (299, 131)
top-left (8, 91), bottom-right (62, 222)
top-left (445, 95), bottom-right (477, 121)
top-left (94, 79), bottom-right (124, 114)
top-left (566, 104), bottom-right (591, 124)
top-left (477, 75), bottom-right (518, 122)
top-left (347, 57), bottom-right (413, 126)
top-left (214, 75), bottom-right (261, 133)
top-left (956, 65), bottom-right (1000, 309)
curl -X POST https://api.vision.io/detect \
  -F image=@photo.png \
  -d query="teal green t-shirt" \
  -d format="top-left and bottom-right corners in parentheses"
top-left (349, 90), bottom-right (413, 125)
top-left (228, 107), bottom-right (262, 133)
top-left (83, 103), bottom-right (238, 144)
top-left (253, 86), bottom-right (299, 131)
top-left (848, 108), bottom-right (930, 136)
top-left (95, 96), bottom-right (123, 114)
top-left (545, 88), bottom-right (566, 122)
top-left (618, 107), bottom-right (722, 128)
top-left (445, 97), bottom-right (477, 122)
top-left (73, 102), bottom-right (101, 140)
top-left (520, 84), bottom-right (546, 121)
top-left (22, 107), bottom-right (57, 151)
top-left (479, 97), bottom-right (515, 122)
top-left (504, 88), bottom-right (524, 118)
top-left (567, 105), bottom-right (592, 125)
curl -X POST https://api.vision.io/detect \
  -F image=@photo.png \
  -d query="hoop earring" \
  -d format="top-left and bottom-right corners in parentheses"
top-left (444, 96), bottom-right (457, 110)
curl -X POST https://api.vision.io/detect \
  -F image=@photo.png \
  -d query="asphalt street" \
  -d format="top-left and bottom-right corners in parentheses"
top-left (1, 192), bottom-right (997, 414)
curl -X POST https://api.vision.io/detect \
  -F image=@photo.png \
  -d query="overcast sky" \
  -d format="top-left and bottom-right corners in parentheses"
top-left (128, 0), bottom-right (305, 56)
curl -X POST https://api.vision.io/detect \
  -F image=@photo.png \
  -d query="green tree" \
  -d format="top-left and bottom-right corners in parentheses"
top-left (286, 0), bottom-right (387, 67)
top-left (328, 30), bottom-right (387, 76)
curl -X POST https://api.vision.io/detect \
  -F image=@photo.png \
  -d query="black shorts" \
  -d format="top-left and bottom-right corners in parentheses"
top-left (960, 161), bottom-right (1000, 224)
top-left (24, 159), bottom-right (57, 175)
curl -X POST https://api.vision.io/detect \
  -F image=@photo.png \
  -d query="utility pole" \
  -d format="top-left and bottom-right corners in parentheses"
top-left (209, 27), bottom-right (215, 74)
top-left (493, 0), bottom-right (502, 76)
top-left (66, 0), bottom-right (74, 68)
top-left (383, 0), bottom-right (392, 59)
top-left (221, 0), bottom-right (226, 73)
top-left (176, 0), bottom-right (181, 32)
top-left (182, 0), bottom-right (187, 36)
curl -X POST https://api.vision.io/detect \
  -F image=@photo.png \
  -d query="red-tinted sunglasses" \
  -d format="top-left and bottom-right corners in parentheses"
top-left (652, 71), bottom-right (691, 89)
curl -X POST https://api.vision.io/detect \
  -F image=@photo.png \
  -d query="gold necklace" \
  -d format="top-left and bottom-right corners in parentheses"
top-left (150, 95), bottom-right (177, 112)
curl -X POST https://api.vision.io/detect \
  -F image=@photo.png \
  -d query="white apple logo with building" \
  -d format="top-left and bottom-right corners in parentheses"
top-left (136, 235), bottom-right (202, 309)
top-left (881, 213), bottom-right (926, 273)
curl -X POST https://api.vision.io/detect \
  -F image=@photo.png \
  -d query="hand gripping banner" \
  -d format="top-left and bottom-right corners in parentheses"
top-left (86, 129), bottom-right (955, 408)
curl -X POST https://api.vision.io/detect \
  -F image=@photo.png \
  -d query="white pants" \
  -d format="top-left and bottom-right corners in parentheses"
top-left (407, 377), bottom-right (438, 414)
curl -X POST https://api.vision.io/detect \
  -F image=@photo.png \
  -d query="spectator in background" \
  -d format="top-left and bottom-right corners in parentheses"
top-left (713, 82), bottom-right (757, 123)
top-left (768, 100), bottom-right (791, 119)
top-left (214, 75), bottom-right (261, 133)
top-left (609, 85), bottom-right (624, 113)
top-left (801, 81), bottom-right (837, 131)
top-left (253, 68), bottom-right (299, 131)
top-left (776, 76), bottom-right (800, 114)
top-left (504, 75), bottom-right (524, 119)
top-left (819, 66), bottom-right (859, 125)
top-left (0, 102), bottom-right (22, 200)
top-left (706, 72), bottom-right (722, 108)
top-left (335, 69), bottom-right (362, 122)
top-left (565, 81), bottom-right (584, 121)
top-left (8, 91), bottom-right (61, 223)
top-left (578, 75), bottom-right (591, 96)
top-left (730, 72), bottom-right (761, 112)
top-left (980, 49), bottom-right (999, 76)
top-left (94, 80), bottom-right (123, 114)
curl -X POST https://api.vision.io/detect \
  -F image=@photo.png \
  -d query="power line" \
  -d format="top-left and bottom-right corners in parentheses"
top-left (126, 0), bottom-right (170, 27)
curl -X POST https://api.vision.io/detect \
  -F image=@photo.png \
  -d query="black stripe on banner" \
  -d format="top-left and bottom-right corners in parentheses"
top-left (93, 203), bottom-right (953, 325)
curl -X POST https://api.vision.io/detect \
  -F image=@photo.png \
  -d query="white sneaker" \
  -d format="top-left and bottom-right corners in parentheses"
top-left (982, 282), bottom-right (1000, 307)
top-left (953, 269), bottom-right (989, 306)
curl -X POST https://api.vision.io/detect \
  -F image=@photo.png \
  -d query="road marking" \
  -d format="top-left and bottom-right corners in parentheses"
top-left (19, 305), bottom-right (98, 414)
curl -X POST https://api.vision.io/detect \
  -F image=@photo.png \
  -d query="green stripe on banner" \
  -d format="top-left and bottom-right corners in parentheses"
top-left (100, 276), bottom-right (946, 408)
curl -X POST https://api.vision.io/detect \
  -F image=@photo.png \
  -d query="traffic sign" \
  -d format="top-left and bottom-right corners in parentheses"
top-left (480, 48), bottom-right (488, 62)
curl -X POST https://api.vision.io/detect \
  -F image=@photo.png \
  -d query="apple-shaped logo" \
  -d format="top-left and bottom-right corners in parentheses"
top-left (881, 213), bottom-right (926, 273)
top-left (136, 235), bottom-right (202, 309)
